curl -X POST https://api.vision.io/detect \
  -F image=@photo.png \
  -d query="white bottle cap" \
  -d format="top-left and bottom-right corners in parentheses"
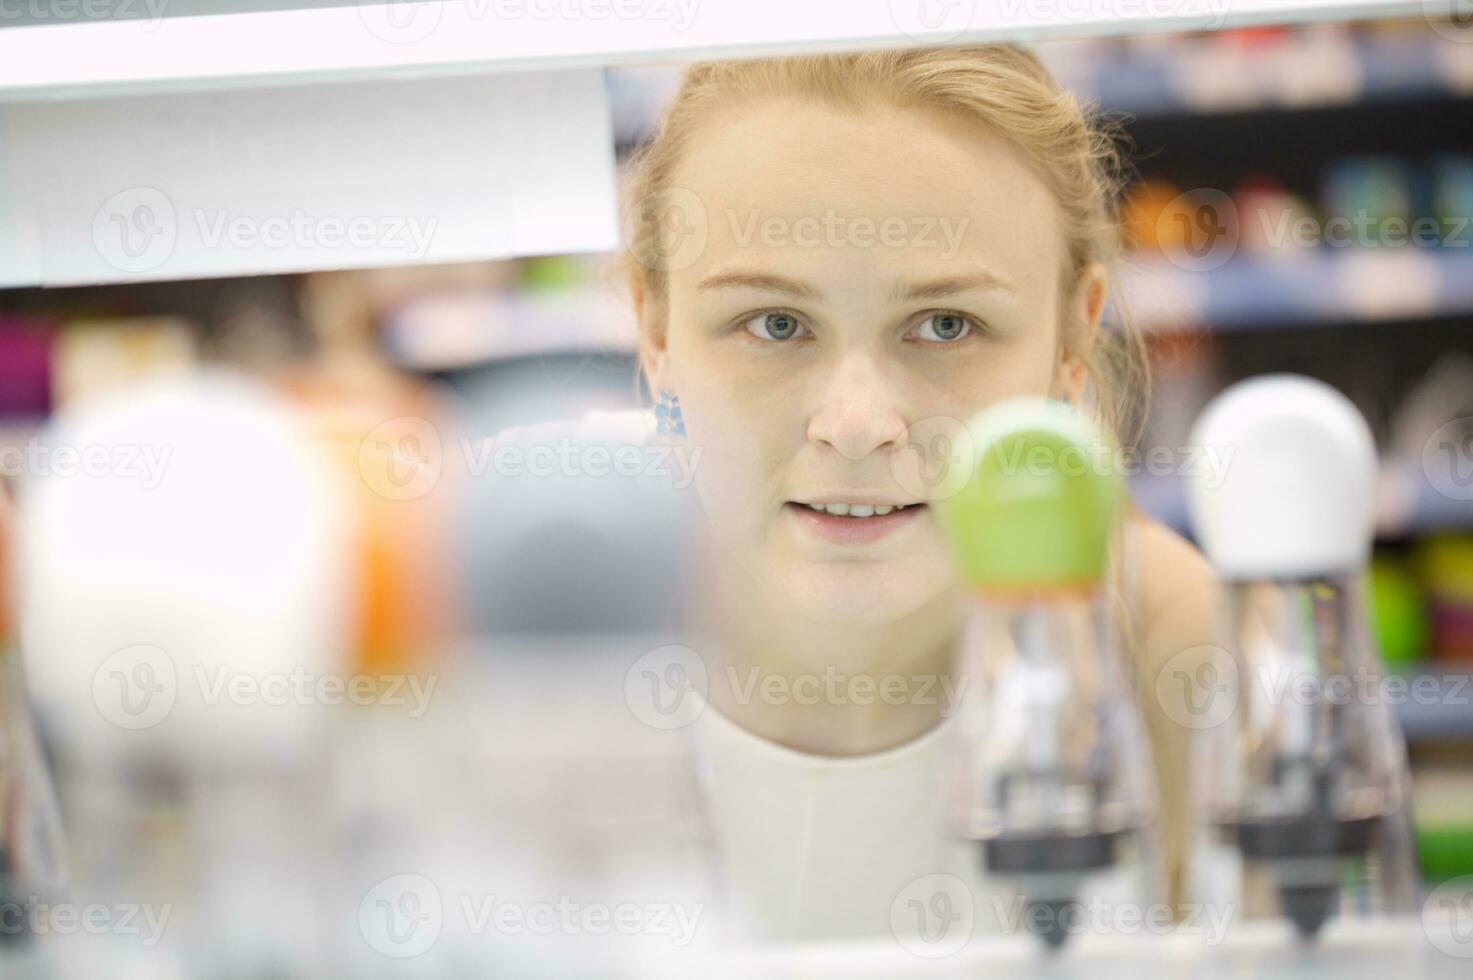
top-left (1186, 374), bottom-right (1377, 580)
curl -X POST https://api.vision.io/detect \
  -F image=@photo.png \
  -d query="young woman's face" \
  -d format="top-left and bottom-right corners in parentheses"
top-left (647, 98), bottom-right (1087, 629)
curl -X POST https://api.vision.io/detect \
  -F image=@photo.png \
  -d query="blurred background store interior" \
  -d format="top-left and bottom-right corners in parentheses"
top-left (3, 11), bottom-right (1473, 922)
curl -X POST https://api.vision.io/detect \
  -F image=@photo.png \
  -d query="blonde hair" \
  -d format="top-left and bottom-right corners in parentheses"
top-left (616, 43), bottom-right (1149, 446)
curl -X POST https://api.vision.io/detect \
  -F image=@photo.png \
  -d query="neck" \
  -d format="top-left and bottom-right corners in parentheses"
top-left (689, 532), bottom-right (963, 757)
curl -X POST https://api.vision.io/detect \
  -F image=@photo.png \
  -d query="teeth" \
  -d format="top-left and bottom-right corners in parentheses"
top-left (804, 503), bottom-right (911, 517)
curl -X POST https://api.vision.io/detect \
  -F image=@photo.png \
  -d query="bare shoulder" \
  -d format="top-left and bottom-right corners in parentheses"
top-left (1131, 515), bottom-right (1221, 662)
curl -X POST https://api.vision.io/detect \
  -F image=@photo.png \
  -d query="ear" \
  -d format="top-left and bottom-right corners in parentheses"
top-left (1055, 260), bottom-right (1108, 402)
top-left (630, 272), bottom-right (671, 396)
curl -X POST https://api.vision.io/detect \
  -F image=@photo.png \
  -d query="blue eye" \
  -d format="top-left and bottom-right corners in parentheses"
top-left (913, 312), bottom-right (974, 342)
top-left (743, 311), bottom-right (807, 342)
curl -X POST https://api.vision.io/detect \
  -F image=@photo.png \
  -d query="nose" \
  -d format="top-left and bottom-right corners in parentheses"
top-left (806, 350), bottom-right (909, 461)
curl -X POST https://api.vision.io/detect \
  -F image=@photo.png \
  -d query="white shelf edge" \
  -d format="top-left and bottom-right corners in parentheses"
top-left (0, 0), bottom-right (1441, 103)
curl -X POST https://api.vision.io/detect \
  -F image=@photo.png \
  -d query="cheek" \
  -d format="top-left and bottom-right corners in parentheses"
top-left (669, 367), bottom-right (788, 549)
top-left (935, 329), bottom-right (1060, 422)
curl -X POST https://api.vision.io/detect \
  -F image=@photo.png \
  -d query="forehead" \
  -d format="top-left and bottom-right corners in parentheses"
top-left (667, 97), bottom-right (1065, 293)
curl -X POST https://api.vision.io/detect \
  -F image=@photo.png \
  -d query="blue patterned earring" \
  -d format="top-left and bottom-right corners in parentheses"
top-left (654, 389), bottom-right (686, 437)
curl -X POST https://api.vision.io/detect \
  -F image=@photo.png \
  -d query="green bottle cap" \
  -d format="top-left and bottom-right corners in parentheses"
top-left (935, 398), bottom-right (1123, 593)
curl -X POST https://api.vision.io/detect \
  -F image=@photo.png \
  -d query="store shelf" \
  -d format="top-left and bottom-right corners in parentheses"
top-left (1394, 665), bottom-right (1473, 740)
top-left (1122, 249), bottom-right (1473, 332)
top-left (0, 0), bottom-right (1442, 102)
top-left (1047, 28), bottom-right (1473, 117)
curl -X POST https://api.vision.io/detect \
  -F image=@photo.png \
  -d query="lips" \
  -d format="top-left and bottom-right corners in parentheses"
top-left (784, 500), bottom-right (927, 545)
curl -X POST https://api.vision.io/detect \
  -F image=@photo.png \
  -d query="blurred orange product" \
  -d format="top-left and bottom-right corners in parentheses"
top-left (276, 270), bottom-right (459, 682)
top-left (1121, 178), bottom-right (1184, 254)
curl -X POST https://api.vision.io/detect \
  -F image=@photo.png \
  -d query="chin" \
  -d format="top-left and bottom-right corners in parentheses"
top-left (781, 556), bottom-right (950, 629)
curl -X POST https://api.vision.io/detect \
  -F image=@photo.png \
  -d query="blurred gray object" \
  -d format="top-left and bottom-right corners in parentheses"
top-left (449, 357), bottom-right (697, 636)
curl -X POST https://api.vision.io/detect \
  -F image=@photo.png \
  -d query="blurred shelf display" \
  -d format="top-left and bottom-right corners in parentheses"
top-left (1045, 22), bottom-right (1473, 117)
top-left (1395, 667), bottom-right (1473, 740)
top-left (1122, 248), bottom-right (1473, 332)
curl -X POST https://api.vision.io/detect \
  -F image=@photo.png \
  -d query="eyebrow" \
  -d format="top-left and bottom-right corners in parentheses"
top-left (693, 269), bottom-right (1014, 303)
top-left (889, 272), bottom-right (1014, 303)
top-left (695, 271), bottom-right (821, 299)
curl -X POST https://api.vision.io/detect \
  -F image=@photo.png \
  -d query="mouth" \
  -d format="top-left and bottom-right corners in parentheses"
top-left (784, 500), bottom-right (927, 545)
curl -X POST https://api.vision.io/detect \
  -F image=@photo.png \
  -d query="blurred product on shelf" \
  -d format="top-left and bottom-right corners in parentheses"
top-left (1409, 765), bottom-right (1473, 883)
top-left (51, 317), bottom-right (197, 410)
top-left (207, 278), bottom-right (311, 378)
top-left (1322, 157), bottom-right (1415, 245)
top-left (0, 484), bottom-right (69, 948)
top-left (1232, 177), bottom-right (1318, 259)
top-left (275, 269), bottom-right (461, 679)
top-left (0, 315), bottom-right (52, 419)
top-left (14, 371), bottom-right (355, 762)
top-left (1120, 177), bottom-right (1184, 254)
top-left (1433, 155), bottom-right (1473, 230)
top-left (1415, 535), bottom-right (1473, 662)
top-left (1370, 556), bottom-right (1431, 667)
top-left (1387, 353), bottom-right (1473, 459)
top-left (381, 253), bottom-right (637, 372)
